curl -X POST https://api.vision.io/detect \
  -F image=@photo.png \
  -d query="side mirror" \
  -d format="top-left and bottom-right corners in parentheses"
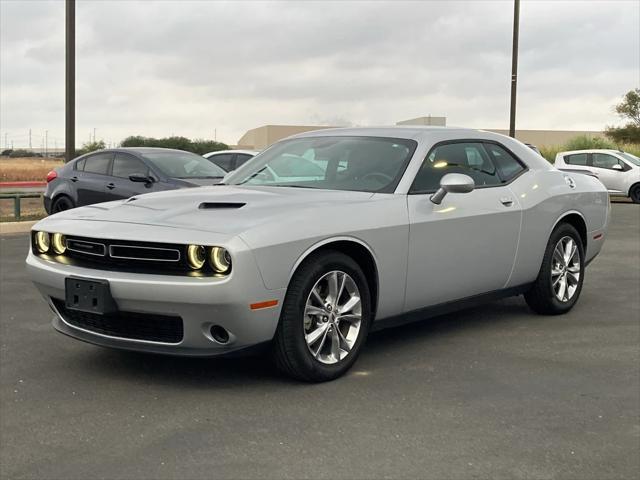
top-left (612, 164), bottom-right (623, 171)
top-left (129, 173), bottom-right (154, 185)
top-left (430, 173), bottom-right (475, 205)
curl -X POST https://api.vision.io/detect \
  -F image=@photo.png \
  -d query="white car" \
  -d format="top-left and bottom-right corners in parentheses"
top-left (203, 149), bottom-right (259, 172)
top-left (555, 149), bottom-right (640, 203)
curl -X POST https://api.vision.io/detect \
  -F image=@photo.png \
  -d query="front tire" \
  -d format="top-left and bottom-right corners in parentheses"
top-left (629, 184), bottom-right (640, 204)
top-left (525, 223), bottom-right (585, 315)
top-left (272, 250), bottom-right (372, 382)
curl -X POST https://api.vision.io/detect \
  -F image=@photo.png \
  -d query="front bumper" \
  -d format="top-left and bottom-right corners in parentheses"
top-left (26, 250), bottom-right (286, 356)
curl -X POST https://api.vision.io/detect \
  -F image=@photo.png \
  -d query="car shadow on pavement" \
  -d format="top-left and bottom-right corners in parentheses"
top-left (77, 296), bottom-right (534, 387)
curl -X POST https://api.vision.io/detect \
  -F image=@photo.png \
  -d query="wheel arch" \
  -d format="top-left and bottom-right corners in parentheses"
top-left (628, 181), bottom-right (640, 197)
top-left (551, 210), bottom-right (588, 250)
top-left (51, 192), bottom-right (75, 208)
top-left (290, 237), bottom-right (380, 318)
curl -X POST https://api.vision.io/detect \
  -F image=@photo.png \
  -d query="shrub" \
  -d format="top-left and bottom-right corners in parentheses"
top-left (1, 149), bottom-right (12, 157)
top-left (605, 124), bottom-right (640, 144)
top-left (8, 149), bottom-right (38, 158)
top-left (564, 135), bottom-right (615, 151)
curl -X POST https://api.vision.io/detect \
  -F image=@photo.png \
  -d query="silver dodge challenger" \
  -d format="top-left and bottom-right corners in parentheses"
top-left (26, 127), bottom-right (610, 381)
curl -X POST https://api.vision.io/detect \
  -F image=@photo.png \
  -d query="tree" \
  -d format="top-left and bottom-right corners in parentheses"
top-left (605, 88), bottom-right (640, 143)
top-left (76, 140), bottom-right (106, 156)
top-left (120, 135), bottom-right (229, 154)
top-left (614, 88), bottom-right (640, 125)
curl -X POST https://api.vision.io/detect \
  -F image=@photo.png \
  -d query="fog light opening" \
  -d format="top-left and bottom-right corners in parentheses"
top-left (210, 325), bottom-right (230, 344)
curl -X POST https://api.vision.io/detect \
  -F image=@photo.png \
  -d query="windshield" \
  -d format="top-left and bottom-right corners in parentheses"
top-left (225, 136), bottom-right (417, 193)
top-left (142, 151), bottom-right (226, 179)
top-left (620, 152), bottom-right (640, 166)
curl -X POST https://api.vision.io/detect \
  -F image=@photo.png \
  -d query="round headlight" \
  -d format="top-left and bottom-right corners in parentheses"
top-left (186, 245), bottom-right (206, 269)
top-left (51, 233), bottom-right (66, 254)
top-left (34, 231), bottom-right (50, 253)
top-left (209, 246), bottom-right (231, 274)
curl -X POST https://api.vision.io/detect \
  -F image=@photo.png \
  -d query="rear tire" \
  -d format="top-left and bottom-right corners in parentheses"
top-left (51, 196), bottom-right (75, 213)
top-left (525, 223), bottom-right (585, 315)
top-left (272, 250), bottom-right (372, 382)
top-left (630, 184), bottom-right (640, 204)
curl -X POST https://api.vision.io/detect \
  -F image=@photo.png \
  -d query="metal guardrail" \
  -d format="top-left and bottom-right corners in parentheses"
top-left (0, 193), bottom-right (43, 221)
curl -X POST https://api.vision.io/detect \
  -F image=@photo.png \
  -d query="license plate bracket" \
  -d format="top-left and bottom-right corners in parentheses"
top-left (65, 277), bottom-right (116, 315)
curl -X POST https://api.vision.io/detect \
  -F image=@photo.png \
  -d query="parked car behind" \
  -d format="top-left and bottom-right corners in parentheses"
top-left (45, 148), bottom-right (226, 213)
top-left (554, 149), bottom-right (640, 203)
top-left (203, 149), bottom-right (259, 172)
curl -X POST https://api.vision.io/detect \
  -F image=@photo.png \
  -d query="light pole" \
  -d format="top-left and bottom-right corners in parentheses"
top-left (65, 0), bottom-right (75, 162)
top-left (509, 0), bottom-right (520, 138)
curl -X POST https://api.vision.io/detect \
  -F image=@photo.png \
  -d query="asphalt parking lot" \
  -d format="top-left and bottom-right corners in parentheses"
top-left (0, 203), bottom-right (638, 480)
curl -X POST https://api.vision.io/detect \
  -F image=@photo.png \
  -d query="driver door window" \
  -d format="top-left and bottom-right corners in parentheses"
top-left (592, 153), bottom-right (626, 171)
top-left (112, 154), bottom-right (149, 178)
top-left (410, 142), bottom-right (501, 193)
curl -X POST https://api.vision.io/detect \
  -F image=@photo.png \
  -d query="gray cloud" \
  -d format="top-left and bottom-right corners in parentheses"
top-left (1, 0), bottom-right (638, 148)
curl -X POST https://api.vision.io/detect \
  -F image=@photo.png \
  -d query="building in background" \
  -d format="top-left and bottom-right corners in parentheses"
top-left (396, 116), bottom-right (447, 127)
top-left (236, 116), bottom-right (605, 150)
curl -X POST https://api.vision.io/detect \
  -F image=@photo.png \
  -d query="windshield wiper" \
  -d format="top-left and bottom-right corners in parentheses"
top-left (268, 184), bottom-right (321, 189)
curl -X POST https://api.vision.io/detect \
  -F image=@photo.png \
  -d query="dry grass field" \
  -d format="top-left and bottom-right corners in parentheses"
top-left (0, 157), bottom-right (64, 182)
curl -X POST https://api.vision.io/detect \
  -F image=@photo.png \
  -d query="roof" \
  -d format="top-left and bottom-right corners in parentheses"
top-left (103, 147), bottom-right (202, 155)
top-left (287, 125), bottom-right (483, 141)
top-left (556, 149), bottom-right (622, 155)
top-left (203, 149), bottom-right (259, 157)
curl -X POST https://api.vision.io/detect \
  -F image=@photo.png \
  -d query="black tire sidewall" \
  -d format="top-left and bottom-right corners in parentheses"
top-left (278, 251), bottom-right (372, 381)
top-left (539, 224), bottom-right (585, 313)
top-left (52, 196), bottom-right (74, 213)
top-left (630, 185), bottom-right (640, 204)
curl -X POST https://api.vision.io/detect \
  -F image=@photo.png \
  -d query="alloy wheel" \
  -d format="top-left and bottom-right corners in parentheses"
top-left (303, 270), bottom-right (362, 365)
top-left (551, 236), bottom-right (581, 302)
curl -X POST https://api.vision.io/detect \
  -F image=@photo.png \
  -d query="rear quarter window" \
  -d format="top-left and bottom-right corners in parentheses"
top-left (74, 158), bottom-right (86, 171)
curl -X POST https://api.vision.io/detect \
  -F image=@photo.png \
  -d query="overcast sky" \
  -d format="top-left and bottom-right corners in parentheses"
top-left (1, 0), bottom-right (638, 148)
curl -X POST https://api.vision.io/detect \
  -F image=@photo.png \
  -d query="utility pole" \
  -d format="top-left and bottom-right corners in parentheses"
top-left (93, 127), bottom-right (96, 143)
top-left (65, 0), bottom-right (75, 162)
top-left (29, 128), bottom-right (32, 149)
top-left (509, 0), bottom-right (520, 138)
top-left (45, 130), bottom-right (48, 158)
top-left (4, 133), bottom-right (7, 149)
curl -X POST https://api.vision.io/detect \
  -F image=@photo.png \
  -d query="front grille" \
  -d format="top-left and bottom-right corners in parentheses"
top-left (35, 234), bottom-right (201, 275)
top-left (53, 299), bottom-right (184, 343)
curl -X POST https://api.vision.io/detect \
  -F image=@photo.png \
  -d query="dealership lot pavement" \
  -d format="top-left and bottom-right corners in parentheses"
top-left (1, 204), bottom-right (638, 480)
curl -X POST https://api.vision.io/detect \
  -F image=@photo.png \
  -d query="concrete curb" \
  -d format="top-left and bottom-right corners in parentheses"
top-left (0, 220), bottom-right (38, 235)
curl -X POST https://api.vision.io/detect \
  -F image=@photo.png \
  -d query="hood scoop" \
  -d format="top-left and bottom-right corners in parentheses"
top-left (198, 202), bottom-right (246, 210)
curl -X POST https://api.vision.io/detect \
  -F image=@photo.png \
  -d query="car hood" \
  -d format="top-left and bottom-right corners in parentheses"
top-left (46, 186), bottom-right (375, 236)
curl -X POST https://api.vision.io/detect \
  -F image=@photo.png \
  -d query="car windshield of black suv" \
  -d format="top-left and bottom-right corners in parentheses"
top-left (226, 136), bottom-right (418, 193)
top-left (142, 151), bottom-right (226, 179)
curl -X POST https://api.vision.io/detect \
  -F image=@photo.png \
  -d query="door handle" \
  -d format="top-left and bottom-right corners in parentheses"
top-left (70, 176), bottom-right (78, 182)
top-left (106, 183), bottom-right (116, 190)
top-left (500, 197), bottom-right (514, 207)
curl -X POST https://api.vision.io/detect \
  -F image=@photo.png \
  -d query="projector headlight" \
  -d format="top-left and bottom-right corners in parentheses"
top-left (51, 233), bottom-right (66, 254)
top-left (34, 231), bottom-right (50, 253)
top-left (209, 246), bottom-right (231, 274)
top-left (186, 244), bottom-right (206, 270)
